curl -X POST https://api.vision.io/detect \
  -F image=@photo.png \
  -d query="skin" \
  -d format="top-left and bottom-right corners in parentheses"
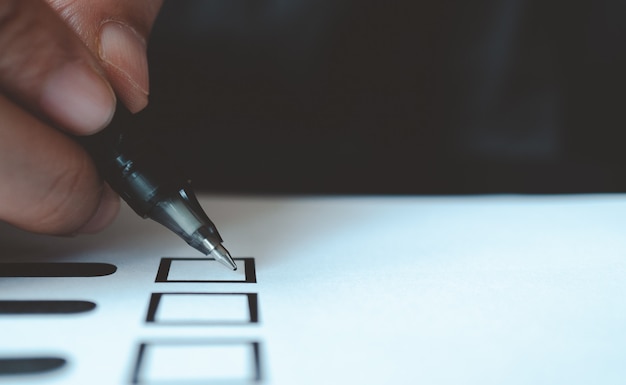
top-left (0, 0), bottom-right (163, 235)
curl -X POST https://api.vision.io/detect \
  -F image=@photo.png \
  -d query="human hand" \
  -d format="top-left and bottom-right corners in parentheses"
top-left (0, 0), bottom-right (162, 235)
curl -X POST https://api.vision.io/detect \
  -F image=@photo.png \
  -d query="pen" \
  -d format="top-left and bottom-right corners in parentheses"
top-left (78, 106), bottom-right (237, 270)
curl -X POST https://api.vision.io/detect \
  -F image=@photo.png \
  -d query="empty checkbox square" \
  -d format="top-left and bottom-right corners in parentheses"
top-left (146, 293), bottom-right (259, 325)
top-left (132, 341), bottom-right (261, 384)
top-left (155, 258), bottom-right (256, 283)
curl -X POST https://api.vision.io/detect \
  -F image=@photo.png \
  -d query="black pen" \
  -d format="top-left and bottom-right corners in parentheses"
top-left (79, 106), bottom-right (237, 270)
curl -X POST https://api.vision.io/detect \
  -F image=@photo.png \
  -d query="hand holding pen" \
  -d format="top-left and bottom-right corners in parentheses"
top-left (0, 0), bottom-right (162, 234)
top-left (0, 1), bottom-right (237, 269)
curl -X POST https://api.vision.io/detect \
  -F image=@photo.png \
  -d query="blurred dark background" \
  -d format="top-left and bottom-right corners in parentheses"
top-left (124, 0), bottom-right (626, 194)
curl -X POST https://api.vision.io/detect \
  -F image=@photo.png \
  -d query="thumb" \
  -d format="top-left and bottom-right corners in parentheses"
top-left (47, 0), bottom-right (163, 113)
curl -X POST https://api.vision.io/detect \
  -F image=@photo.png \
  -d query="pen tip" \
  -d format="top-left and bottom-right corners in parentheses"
top-left (209, 243), bottom-right (238, 271)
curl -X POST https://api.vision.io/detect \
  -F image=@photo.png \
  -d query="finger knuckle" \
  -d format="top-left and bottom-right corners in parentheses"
top-left (0, 1), bottom-right (42, 85)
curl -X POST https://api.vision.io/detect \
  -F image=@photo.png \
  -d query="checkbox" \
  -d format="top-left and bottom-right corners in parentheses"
top-left (146, 293), bottom-right (259, 325)
top-left (132, 341), bottom-right (261, 384)
top-left (155, 258), bottom-right (256, 283)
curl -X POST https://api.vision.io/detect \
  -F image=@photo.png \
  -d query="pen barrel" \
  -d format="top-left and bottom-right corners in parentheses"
top-left (78, 121), bottom-right (186, 218)
top-left (106, 145), bottom-right (184, 218)
top-left (76, 107), bottom-right (229, 260)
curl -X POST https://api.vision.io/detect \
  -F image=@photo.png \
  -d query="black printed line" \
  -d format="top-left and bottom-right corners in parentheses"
top-left (245, 258), bottom-right (257, 284)
top-left (145, 293), bottom-right (162, 323)
top-left (154, 259), bottom-right (171, 283)
top-left (0, 300), bottom-right (96, 314)
top-left (131, 340), bottom-right (263, 384)
top-left (131, 344), bottom-right (146, 384)
top-left (0, 357), bottom-right (66, 375)
top-left (145, 293), bottom-right (259, 325)
top-left (155, 258), bottom-right (257, 283)
top-left (248, 293), bottom-right (259, 323)
top-left (0, 263), bottom-right (116, 277)
top-left (252, 342), bottom-right (262, 381)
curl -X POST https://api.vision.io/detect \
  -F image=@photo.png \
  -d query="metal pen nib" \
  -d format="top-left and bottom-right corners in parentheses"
top-left (204, 241), bottom-right (237, 270)
top-left (147, 187), bottom-right (238, 271)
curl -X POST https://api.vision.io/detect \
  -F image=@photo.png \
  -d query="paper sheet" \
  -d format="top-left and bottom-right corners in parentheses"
top-left (1, 195), bottom-right (626, 384)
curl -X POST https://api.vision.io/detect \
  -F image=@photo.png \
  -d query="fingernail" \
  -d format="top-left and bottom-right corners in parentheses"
top-left (41, 63), bottom-right (116, 135)
top-left (99, 21), bottom-right (149, 100)
top-left (77, 184), bottom-right (120, 234)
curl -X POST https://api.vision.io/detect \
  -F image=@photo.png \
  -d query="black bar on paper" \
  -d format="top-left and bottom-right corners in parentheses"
top-left (0, 300), bottom-right (96, 314)
top-left (0, 263), bottom-right (116, 277)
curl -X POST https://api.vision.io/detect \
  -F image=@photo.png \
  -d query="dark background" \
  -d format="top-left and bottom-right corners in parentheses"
top-left (120, 0), bottom-right (626, 194)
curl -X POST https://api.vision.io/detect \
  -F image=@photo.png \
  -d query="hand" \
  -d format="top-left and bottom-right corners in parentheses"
top-left (0, 0), bottom-right (162, 235)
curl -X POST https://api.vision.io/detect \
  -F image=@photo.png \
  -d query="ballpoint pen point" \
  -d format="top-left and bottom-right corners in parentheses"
top-left (206, 242), bottom-right (238, 271)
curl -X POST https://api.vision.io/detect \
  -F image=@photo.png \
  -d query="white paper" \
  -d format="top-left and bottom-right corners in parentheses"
top-left (1, 195), bottom-right (626, 384)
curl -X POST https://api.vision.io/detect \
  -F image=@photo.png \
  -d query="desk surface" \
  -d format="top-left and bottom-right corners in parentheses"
top-left (1, 195), bottom-right (625, 384)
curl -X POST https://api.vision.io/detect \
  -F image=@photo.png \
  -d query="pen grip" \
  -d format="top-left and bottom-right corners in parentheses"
top-left (78, 114), bottom-right (187, 218)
